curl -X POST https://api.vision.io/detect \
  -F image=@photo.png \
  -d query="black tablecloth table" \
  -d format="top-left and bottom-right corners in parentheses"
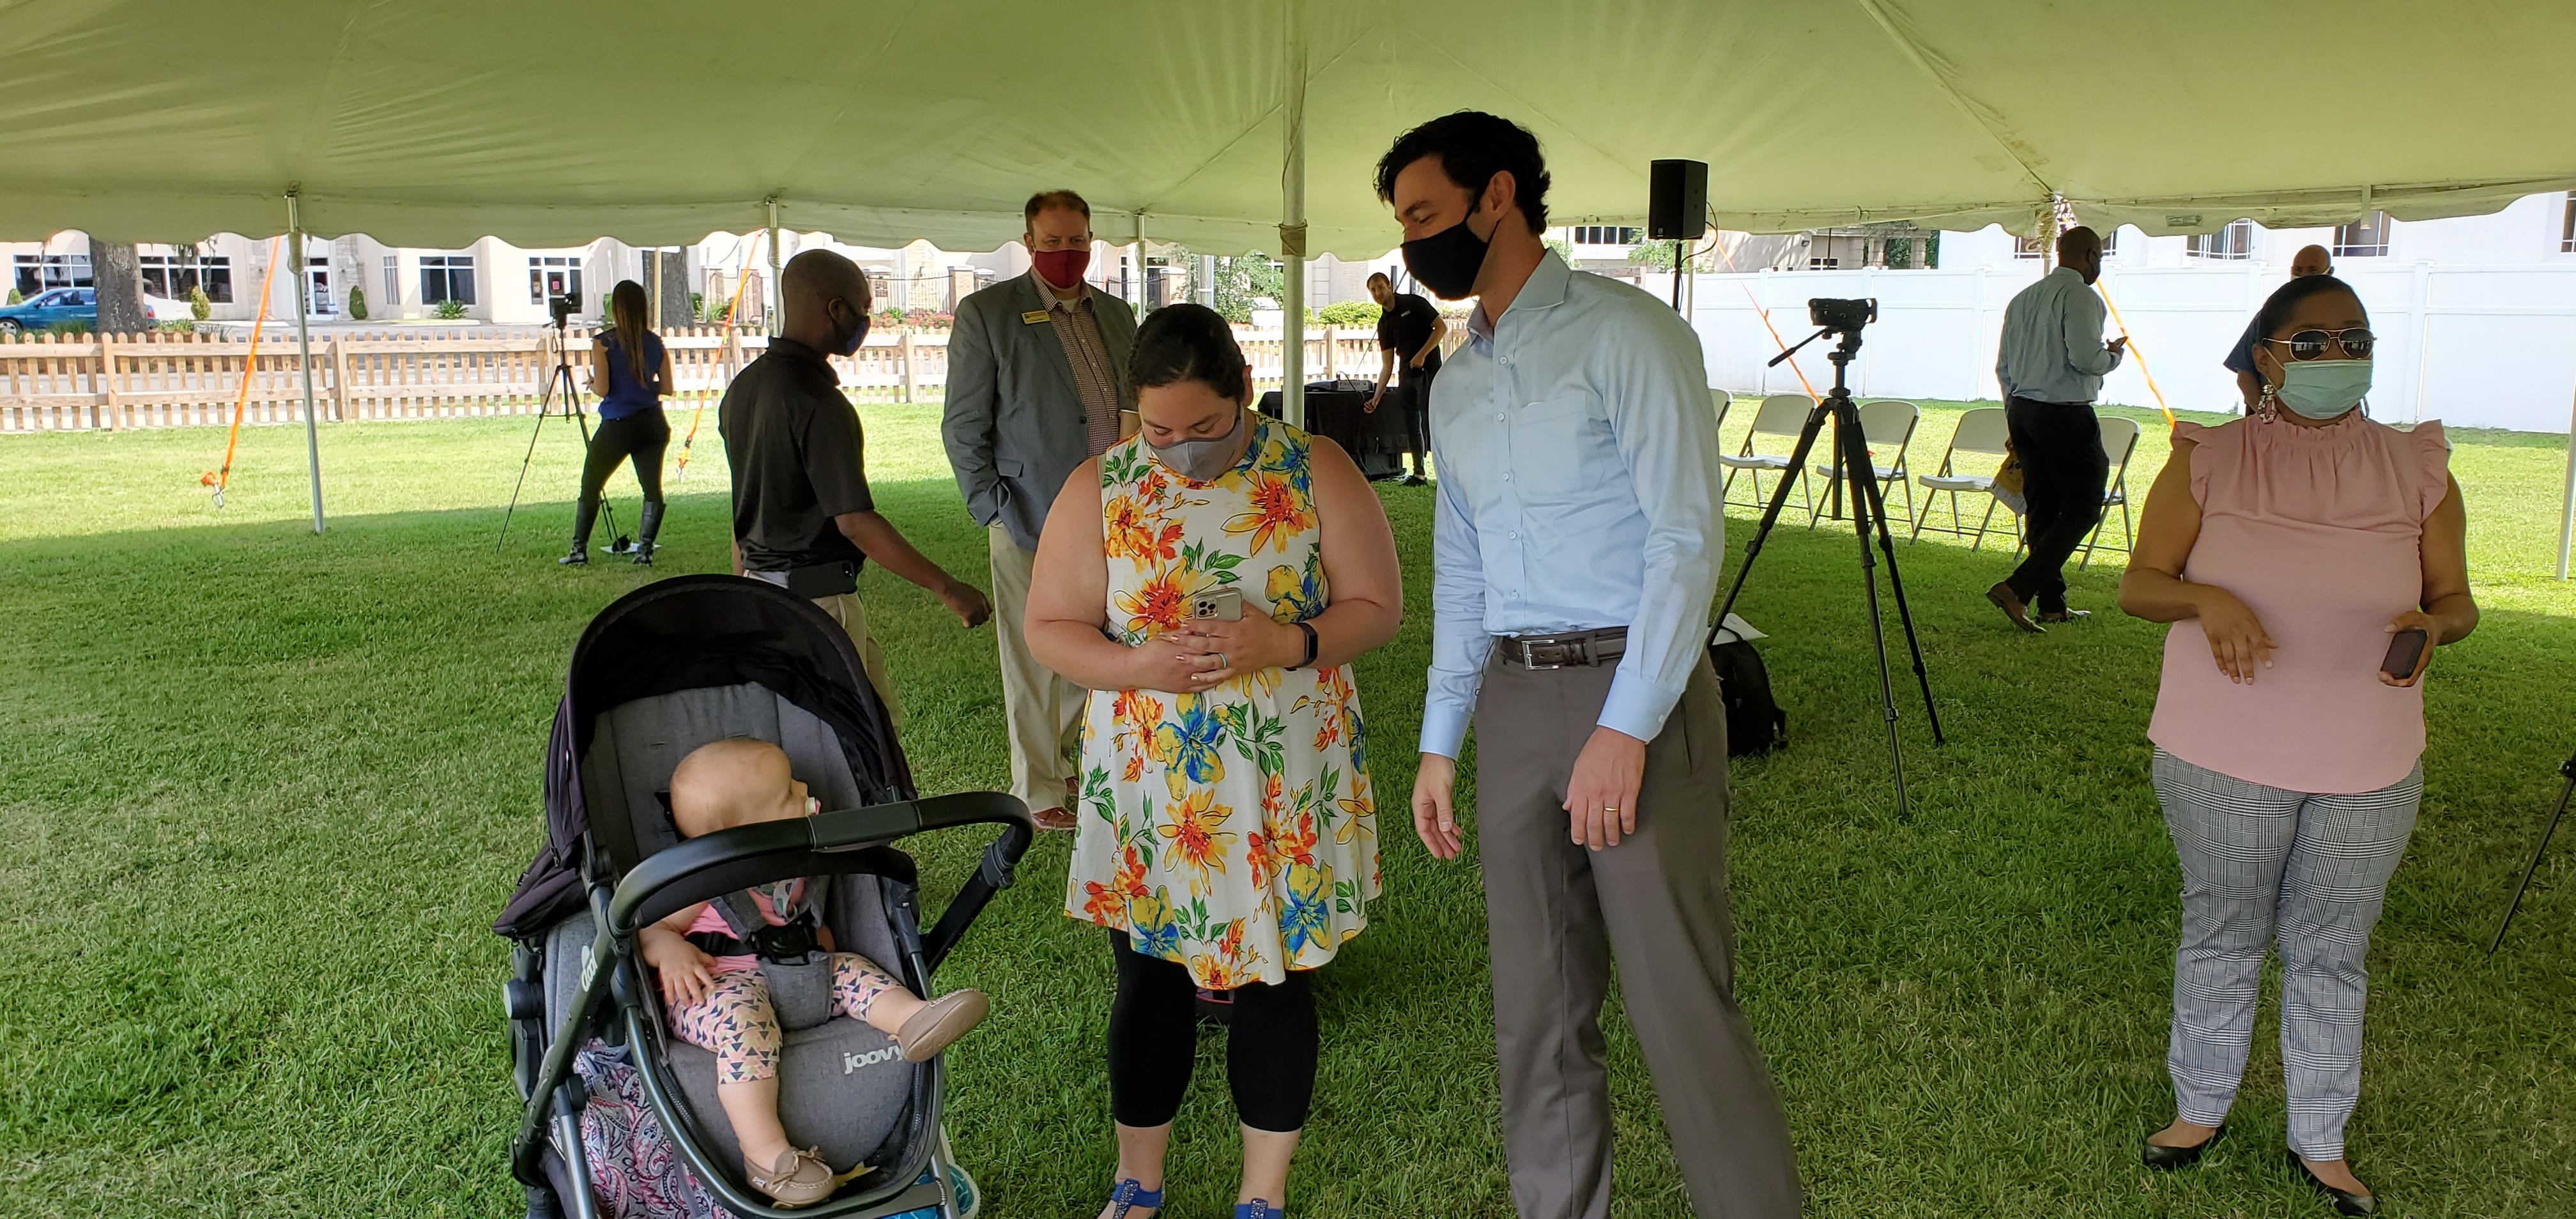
top-left (1257, 385), bottom-right (1413, 480)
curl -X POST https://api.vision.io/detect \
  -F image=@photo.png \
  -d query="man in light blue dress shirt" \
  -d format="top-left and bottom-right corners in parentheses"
top-left (1988, 225), bottom-right (2126, 632)
top-left (1379, 111), bottom-right (1799, 1219)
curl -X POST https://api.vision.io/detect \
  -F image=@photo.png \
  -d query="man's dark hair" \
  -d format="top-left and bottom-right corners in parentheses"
top-left (1023, 189), bottom-right (1091, 226)
top-left (2254, 273), bottom-right (2367, 341)
top-left (1374, 111), bottom-right (1551, 233)
top-left (1367, 271), bottom-right (1392, 286)
top-left (1128, 303), bottom-right (1249, 401)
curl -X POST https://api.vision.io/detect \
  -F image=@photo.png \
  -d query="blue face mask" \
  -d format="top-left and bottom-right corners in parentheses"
top-left (2274, 358), bottom-right (2371, 419)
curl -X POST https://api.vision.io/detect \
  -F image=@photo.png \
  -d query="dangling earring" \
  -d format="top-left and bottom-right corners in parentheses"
top-left (2255, 387), bottom-right (2280, 423)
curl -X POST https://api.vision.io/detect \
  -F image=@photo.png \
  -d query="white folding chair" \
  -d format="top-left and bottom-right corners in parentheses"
top-left (1910, 406), bottom-right (2013, 549)
top-left (2077, 415), bottom-right (2145, 569)
top-left (1719, 393), bottom-right (1816, 518)
top-left (1709, 387), bottom-right (1733, 434)
top-left (1809, 399), bottom-right (1918, 531)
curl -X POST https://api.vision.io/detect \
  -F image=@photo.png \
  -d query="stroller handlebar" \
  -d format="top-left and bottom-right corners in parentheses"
top-left (608, 792), bottom-right (1036, 937)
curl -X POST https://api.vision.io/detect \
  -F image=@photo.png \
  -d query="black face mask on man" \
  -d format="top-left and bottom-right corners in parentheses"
top-left (1400, 179), bottom-right (1498, 300)
top-left (831, 300), bottom-right (871, 356)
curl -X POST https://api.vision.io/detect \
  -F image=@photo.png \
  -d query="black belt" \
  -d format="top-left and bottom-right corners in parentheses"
top-left (1496, 627), bottom-right (1627, 670)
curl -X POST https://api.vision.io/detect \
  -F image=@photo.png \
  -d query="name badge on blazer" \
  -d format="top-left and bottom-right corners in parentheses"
top-left (1020, 310), bottom-right (1052, 325)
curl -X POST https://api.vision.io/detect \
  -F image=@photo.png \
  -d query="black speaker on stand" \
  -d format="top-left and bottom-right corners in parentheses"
top-left (1649, 158), bottom-right (1708, 312)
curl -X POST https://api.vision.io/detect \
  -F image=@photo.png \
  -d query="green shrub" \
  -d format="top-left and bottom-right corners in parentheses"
top-left (346, 286), bottom-right (367, 321)
top-left (157, 319), bottom-right (195, 334)
top-left (433, 298), bottom-right (468, 321)
top-left (690, 292), bottom-right (705, 321)
top-left (6, 288), bottom-right (21, 305)
top-left (189, 286), bottom-right (211, 321)
top-left (1314, 300), bottom-right (1381, 326)
top-left (47, 319), bottom-right (94, 335)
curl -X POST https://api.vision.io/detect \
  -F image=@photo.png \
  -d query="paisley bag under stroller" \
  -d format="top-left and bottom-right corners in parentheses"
top-left (494, 575), bottom-right (1033, 1218)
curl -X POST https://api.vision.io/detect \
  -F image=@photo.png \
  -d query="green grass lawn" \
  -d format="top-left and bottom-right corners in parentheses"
top-left (1, 399), bottom-right (2570, 1218)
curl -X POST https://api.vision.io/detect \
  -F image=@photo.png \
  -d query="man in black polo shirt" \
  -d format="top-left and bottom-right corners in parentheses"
top-left (720, 249), bottom-right (990, 724)
top-left (1365, 270), bottom-right (1445, 485)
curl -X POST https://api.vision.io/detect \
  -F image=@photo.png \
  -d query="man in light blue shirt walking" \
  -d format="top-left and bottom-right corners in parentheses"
top-left (1988, 225), bottom-right (2126, 632)
top-left (1382, 111), bottom-right (1798, 1219)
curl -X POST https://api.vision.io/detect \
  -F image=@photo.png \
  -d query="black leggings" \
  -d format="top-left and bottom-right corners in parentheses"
top-left (1107, 931), bottom-right (1316, 1133)
top-left (580, 410), bottom-right (670, 505)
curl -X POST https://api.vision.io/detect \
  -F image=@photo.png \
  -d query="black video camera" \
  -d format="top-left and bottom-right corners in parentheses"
top-left (1809, 297), bottom-right (1876, 333)
top-left (548, 290), bottom-right (581, 325)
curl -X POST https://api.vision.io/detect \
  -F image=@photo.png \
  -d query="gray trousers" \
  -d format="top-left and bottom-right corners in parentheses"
top-left (1476, 651), bottom-right (1800, 1219)
top-left (2152, 749), bottom-right (2421, 1160)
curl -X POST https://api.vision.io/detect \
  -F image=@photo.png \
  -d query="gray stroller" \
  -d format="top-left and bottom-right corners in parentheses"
top-left (495, 575), bottom-right (1034, 1218)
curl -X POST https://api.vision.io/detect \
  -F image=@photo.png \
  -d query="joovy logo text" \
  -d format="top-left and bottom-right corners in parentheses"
top-left (843, 1048), bottom-right (900, 1074)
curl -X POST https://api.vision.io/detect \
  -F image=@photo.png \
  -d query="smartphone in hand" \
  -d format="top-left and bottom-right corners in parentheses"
top-left (1189, 586), bottom-right (1243, 621)
top-left (2380, 627), bottom-right (2429, 680)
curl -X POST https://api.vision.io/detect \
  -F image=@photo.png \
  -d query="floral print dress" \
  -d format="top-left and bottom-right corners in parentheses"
top-left (1063, 413), bottom-right (1379, 989)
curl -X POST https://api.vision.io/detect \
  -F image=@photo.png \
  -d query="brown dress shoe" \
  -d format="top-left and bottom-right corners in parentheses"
top-left (749, 1146), bottom-right (837, 1209)
top-left (1032, 806), bottom-right (1078, 832)
top-left (1986, 581), bottom-right (2046, 633)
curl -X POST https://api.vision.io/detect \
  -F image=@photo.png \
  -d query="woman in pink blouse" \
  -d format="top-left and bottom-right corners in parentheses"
top-left (2118, 274), bottom-right (2475, 1216)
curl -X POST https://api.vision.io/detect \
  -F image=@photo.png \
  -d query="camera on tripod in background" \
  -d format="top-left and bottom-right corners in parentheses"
top-left (1809, 296), bottom-right (1877, 334)
top-left (548, 289), bottom-right (581, 327)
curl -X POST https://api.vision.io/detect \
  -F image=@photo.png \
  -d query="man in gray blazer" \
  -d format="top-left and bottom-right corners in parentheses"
top-left (942, 189), bottom-right (1138, 831)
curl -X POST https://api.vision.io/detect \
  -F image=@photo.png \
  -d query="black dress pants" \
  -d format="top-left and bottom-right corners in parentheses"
top-left (1397, 358), bottom-right (1439, 474)
top-left (2002, 397), bottom-right (2107, 612)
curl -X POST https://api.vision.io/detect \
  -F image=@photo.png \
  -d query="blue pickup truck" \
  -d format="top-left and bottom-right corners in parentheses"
top-left (0, 287), bottom-right (164, 334)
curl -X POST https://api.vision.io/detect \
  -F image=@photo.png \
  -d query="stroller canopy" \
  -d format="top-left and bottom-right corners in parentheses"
top-left (496, 575), bottom-right (911, 941)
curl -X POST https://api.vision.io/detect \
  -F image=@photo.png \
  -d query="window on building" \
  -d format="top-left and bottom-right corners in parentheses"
top-left (12, 253), bottom-right (93, 295)
top-left (2333, 211), bottom-right (2392, 258)
top-left (420, 254), bottom-right (476, 305)
top-left (381, 256), bottom-right (401, 306)
top-left (2012, 235), bottom-right (2044, 259)
top-left (1807, 257), bottom-right (1840, 270)
top-left (137, 251), bottom-right (234, 302)
top-left (1570, 226), bottom-right (1642, 246)
top-left (2188, 220), bottom-right (2257, 260)
top-left (527, 256), bottom-right (583, 305)
top-left (2561, 193), bottom-right (2573, 253)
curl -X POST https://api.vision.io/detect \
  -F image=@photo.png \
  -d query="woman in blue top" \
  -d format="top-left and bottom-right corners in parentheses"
top-left (564, 279), bottom-right (679, 565)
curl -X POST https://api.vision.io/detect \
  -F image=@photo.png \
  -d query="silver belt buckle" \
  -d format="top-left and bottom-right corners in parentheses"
top-left (1516, 636), bottom-right (1579, 670)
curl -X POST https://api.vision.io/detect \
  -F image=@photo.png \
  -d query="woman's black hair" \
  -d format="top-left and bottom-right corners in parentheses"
top-left (1127, 303), bottom-right (1250, 402)
top-left (2253, 273), bottom-right (2367, 342)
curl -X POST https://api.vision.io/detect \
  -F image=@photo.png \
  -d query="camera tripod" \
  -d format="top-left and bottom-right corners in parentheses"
top-left (497, 304), bottom-right (625, 555)
top-left (2488, 747), bottom-right (2573, 954)
top-left (1713, 322), bottom-right (1943, 818)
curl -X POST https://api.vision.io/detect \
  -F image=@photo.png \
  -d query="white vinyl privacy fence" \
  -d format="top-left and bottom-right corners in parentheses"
top-left (1682, 264), bottom-right (2576, 433)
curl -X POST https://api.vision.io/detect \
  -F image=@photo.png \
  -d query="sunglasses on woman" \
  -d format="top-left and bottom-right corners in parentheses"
top-left (2261, 327), bottom-right (2375, 361)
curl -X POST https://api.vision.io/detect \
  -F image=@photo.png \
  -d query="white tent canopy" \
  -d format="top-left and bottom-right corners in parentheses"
top-left (5, 0), bottom-right (2574, 254)
top-left (6, 0), bottom-right (2573, 564)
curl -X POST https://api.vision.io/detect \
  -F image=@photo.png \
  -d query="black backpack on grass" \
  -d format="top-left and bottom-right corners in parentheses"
top-left (1708, 629), bottom-right (1786, 757)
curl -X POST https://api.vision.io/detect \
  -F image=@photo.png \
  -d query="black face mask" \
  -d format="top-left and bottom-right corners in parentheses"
top-left (1400, 187), bottom-right (1496, 300)
top-left (833, 303), bottom-right (871, 356)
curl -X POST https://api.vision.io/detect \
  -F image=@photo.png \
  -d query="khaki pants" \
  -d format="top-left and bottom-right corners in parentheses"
top-left (988, 523), bottom-right (1085, 813)
top-left (809, 592), bottom-right (901, 730)
top-left (1476, 652), bottom-right (1800, 1219)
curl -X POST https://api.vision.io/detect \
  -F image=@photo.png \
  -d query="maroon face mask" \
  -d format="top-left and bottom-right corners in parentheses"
top-left (1032, 248), bottom-right (1090, 289)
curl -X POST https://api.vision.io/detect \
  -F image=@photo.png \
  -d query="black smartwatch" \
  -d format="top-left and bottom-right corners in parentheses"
top-left (1289, 621), bottom-right (1319, 670)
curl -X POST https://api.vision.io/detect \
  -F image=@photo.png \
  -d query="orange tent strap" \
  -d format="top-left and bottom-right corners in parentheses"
top-left (2094, 282), bottom-right (2178, 427)
top-left (207, 236), bottom-right (284, 502)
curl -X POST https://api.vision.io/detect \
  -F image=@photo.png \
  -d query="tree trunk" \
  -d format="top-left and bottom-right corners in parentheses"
top-left (657, 249), bottom-right (690, 327)
top-left (89, 238), bottom-right (150, 333)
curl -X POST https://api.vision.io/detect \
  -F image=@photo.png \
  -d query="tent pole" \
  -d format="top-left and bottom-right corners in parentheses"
top-left (1279, 0), bottom-right (1307, 428)
top-left (2556, 380), bottom-right (2575, 580)
top-left (767, 197), bottom-right (784, 337)
top-left (286, 190), bottom-right (326, 534)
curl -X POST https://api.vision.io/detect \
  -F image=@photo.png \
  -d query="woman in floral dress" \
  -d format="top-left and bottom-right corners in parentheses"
top-left (1027, 303), bottom-right (1402, 1219)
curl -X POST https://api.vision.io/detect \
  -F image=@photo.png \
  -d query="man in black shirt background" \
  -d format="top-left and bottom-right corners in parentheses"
top-left (719, 249), bottom-right (991, 724)
top-left (1366, 270), bottom-right (1445, 485)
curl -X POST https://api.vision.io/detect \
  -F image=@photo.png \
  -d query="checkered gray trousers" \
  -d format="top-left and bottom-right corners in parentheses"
top-left (2152, 749), bottom-right (2420, 1161)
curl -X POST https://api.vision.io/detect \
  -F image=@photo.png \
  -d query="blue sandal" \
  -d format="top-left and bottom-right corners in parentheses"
top-left (1235, 1200), bottom-right (1284, 1219)
top-left (1105, 1178), bottom-right (1164, 1217)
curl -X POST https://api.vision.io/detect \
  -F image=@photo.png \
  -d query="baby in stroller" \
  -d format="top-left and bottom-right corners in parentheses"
top-left (649, 737), bottom-right (992, 1208)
